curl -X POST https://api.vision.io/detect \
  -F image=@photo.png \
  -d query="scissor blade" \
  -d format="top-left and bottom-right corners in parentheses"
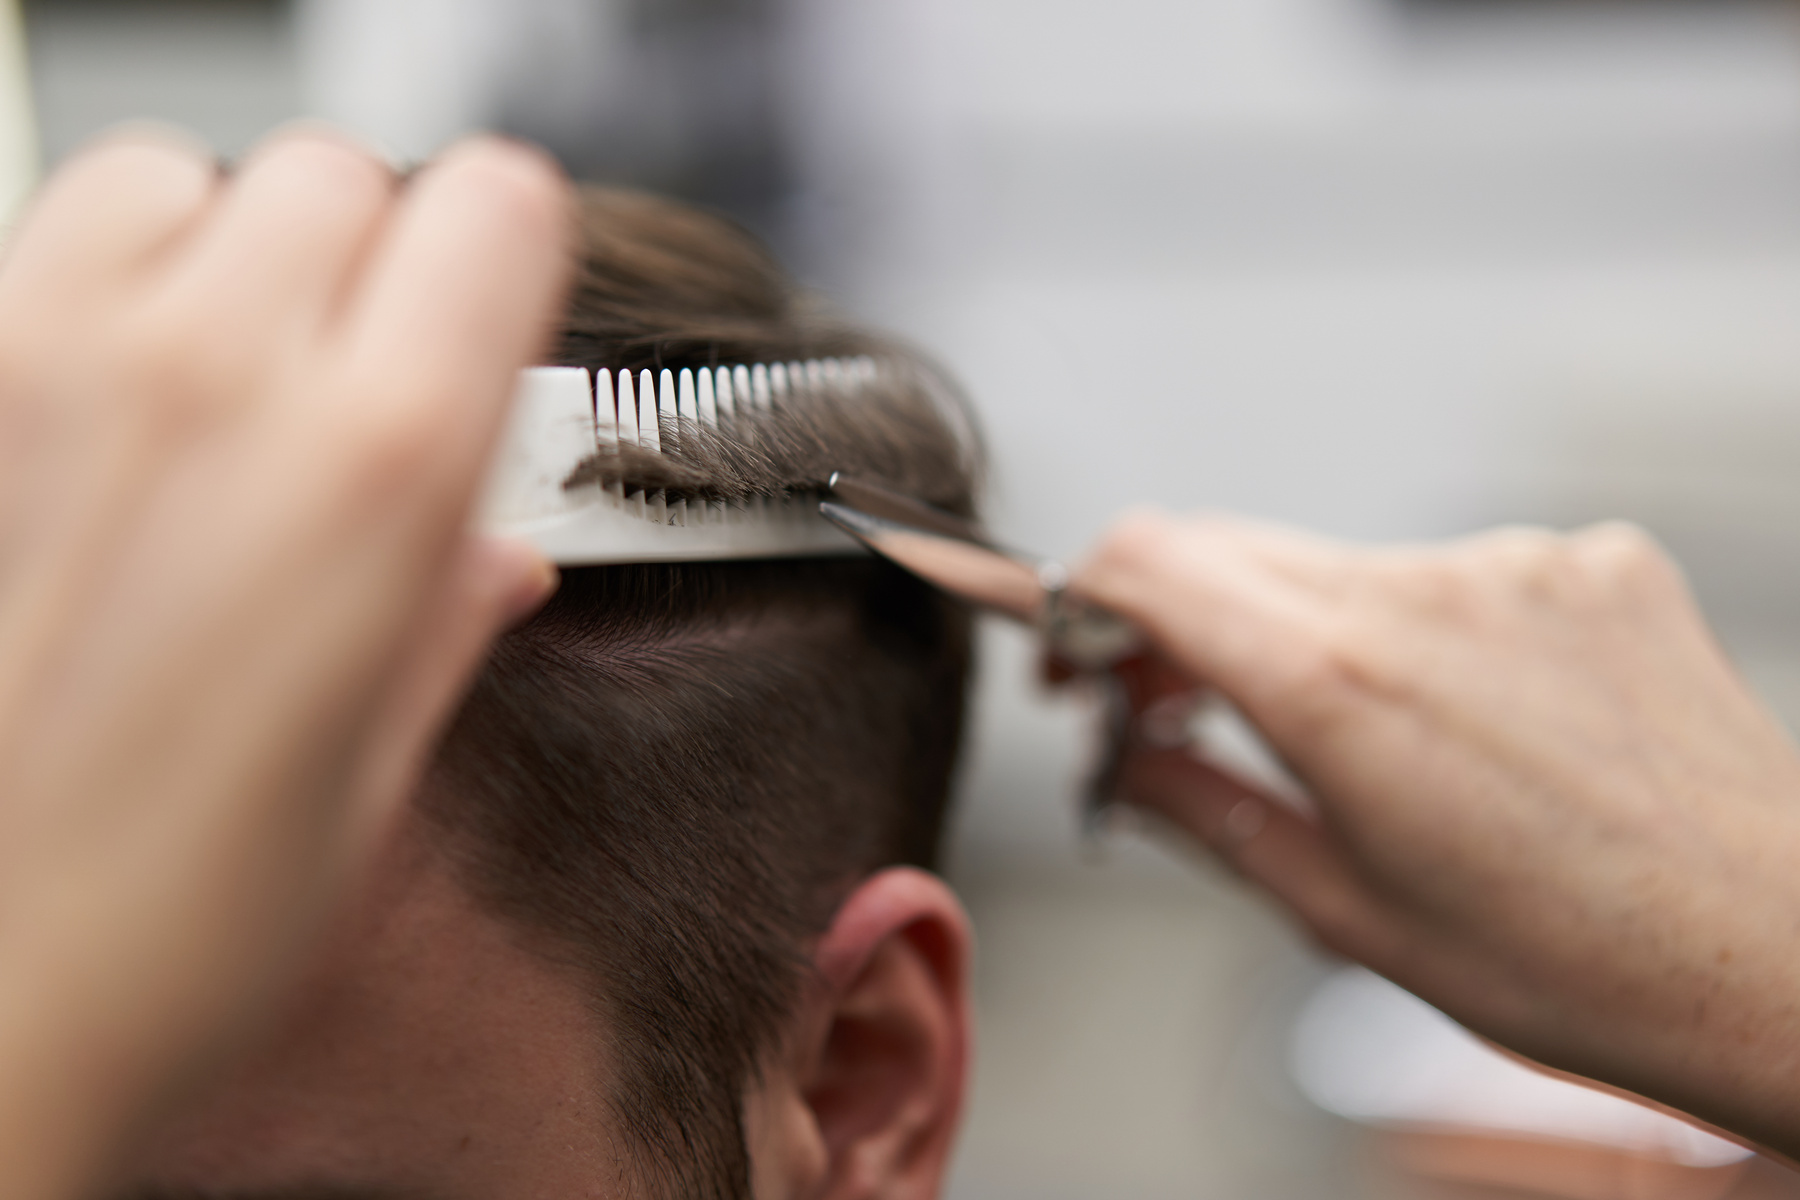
top-left (824, 474), bottom-right (990, 544)
top-left (819, 500), bottom-right (1045, 623)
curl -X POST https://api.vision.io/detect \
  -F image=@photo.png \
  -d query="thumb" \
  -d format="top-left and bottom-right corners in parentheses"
top-left (338, 534), bottom-right (557, 856)
top-left (1119, 741), bottom-right (1399, 966)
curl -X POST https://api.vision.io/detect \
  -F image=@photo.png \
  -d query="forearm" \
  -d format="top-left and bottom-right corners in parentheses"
top-left (1529, 828), bottom-right (1800, 1160)
top-left (0, 952), bottom-right (168, 1200)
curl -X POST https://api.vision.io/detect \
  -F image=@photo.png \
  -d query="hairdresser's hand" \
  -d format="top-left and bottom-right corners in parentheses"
top-left (0, 127), bottom-right (569, 1200)
top-left (1077, 512), bottom-right (1800, 1158)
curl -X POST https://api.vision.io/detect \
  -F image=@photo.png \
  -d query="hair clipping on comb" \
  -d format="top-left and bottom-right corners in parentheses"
top-left (477, 358), bottom-right (885, 565)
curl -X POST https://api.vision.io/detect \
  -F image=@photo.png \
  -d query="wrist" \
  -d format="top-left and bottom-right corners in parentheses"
top-left (0, 906), bottom-right (217, 1200)
top-left (1549, 809), bottom-right (1800, 1160)
top-left (0, 965), bottom-right (143, 1200)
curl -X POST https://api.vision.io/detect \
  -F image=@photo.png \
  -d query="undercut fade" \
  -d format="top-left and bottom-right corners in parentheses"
top-left (423, 187), bottom-right (979, 1200)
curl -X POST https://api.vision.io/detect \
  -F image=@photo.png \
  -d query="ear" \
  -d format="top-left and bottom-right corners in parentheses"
top-left (744, 867), bottom-right (973, 1200)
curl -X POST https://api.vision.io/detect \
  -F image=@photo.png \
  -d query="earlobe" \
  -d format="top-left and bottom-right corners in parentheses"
top-left (754, 867), bottom-right (973, 1200)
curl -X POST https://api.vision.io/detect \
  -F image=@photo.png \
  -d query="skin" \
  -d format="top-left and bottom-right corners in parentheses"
top-left (0, 125), bottom-right (572, 1200)
top-left (1076, 511), bottom-right (1800, 1160)
top-left (127, 812), bottom-right (972, 1200)
top-left (7, 112), bottom-right (1800, 1198)
top-left (0, 117), bottom-right (972, 1200)
top-left (132, 818), bottom-right (630, 1199)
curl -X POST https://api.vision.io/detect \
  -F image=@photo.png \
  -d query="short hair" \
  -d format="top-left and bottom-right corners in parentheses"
top-left (422, 188), bottom-right (980, 1200)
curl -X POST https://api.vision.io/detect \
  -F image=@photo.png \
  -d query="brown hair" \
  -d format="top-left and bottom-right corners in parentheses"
top-left (423, 188), bottom-right (979, 1199)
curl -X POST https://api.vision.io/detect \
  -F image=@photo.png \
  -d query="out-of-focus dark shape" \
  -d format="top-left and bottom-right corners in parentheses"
top-left (493, 0), bottom-right (796, 250)
top-left (24, 0), bottom-right (294, 162)
top-left (296, 0), bottom-right (798, 258)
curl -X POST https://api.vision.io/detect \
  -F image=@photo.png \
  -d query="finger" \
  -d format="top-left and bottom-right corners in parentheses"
top-left (1205, 513), bottom-right (1355, 595)
top-left (337, 535), bottom-right (557, 856)
top-left (1120, 742), bottom-right (1396, 963)
top-left (0, 132), bottom-right (216, 562)
top-left (149, 128), bottom-right (397, 381)
top-left (1111, 651), bottom-right (1204, 713)
top-left (1073, 509), bottom-right (1336, 722)
top-left (1040, 654), bottom-right (1079, 687)
top-left (333, 137), bottom-right (572, 493)
top-left (1042, 646), bottom-right (1194, 695)
top-left (0, 127), bottom-right (216, 315)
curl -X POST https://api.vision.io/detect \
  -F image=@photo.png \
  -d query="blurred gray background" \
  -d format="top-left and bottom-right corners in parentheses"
top-left (25, 1), bottom-right (1800, 1195)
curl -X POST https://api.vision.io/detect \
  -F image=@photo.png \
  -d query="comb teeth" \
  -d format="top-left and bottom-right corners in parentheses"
top-left (479, 356), bottom-right (882, 565)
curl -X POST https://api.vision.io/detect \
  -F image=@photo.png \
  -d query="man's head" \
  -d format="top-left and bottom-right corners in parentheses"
top-left (130, 188), bottom-right (981, 1200)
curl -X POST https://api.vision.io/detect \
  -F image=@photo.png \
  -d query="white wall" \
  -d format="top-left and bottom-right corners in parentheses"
top-left (777, 0), bottom-right (1800, 870)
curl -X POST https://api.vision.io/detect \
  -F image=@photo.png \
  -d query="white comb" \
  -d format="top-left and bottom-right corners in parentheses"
top-left (477, 358), bottom-right (881, 565)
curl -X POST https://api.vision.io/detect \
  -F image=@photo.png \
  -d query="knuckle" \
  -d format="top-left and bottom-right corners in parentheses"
top-left (445, 139), bottom-right (570, 232)
top-left (1480, 525), bottom-right (1565, 580)
top-left (1573, 521), bottom-right (1676, 590)
top-left (1446, 521), bottom-right (1681, 616)
top-left (1091, 507), bottom-right (1177, 574)
top-left (1454, 525), bottom-right (1582, 607)
top-left (58, 127), bottom-right (212, 200)
top-left (256, 126), bottom-right (381, 170)
top-left (246, 128), bottom-right (395, 211)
